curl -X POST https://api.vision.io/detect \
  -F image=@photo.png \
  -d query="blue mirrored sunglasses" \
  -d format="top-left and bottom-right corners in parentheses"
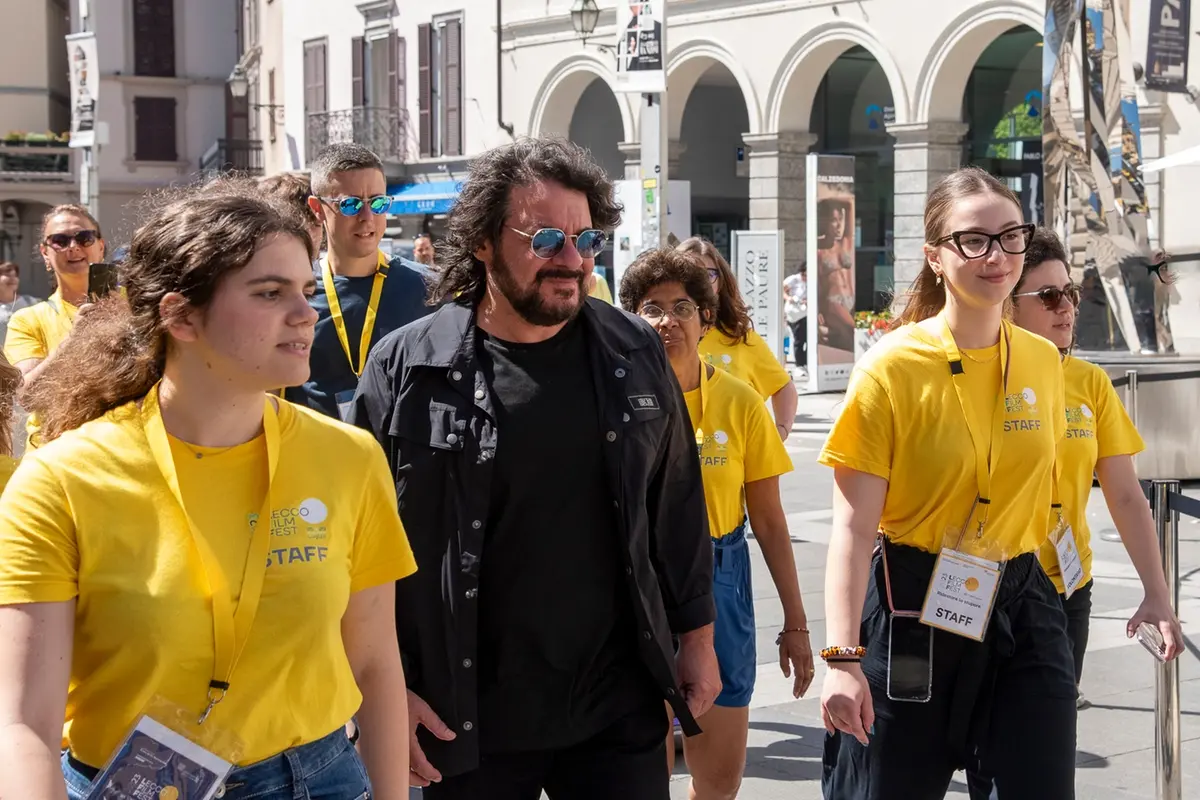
top-left (509, 227), bottom-right (607, 259)
top-left (321, 195), bottom-right (392, 216)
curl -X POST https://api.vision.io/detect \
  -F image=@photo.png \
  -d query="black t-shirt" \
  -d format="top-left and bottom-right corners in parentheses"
top-left (475, 316), bottom-right (656, 753)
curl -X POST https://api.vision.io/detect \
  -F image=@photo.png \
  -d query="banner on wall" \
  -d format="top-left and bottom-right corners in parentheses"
top-left (730, 230), bottom-right (785, 365)
top-left (614, 0), bottom-right (665, 93)
top-left (806, 154), bottom-right (857, 392)
top-left (1146, 0), bottom-right (1191, 92)
top-left (66, 32), bottom-right (98, 149)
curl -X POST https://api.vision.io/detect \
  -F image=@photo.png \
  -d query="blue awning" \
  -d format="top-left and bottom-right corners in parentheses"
top-left (388, 180), bottom-right (463, 216)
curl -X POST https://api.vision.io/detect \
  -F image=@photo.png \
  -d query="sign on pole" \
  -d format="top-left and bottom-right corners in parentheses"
top-left (67, 32), bottom-right (98, 149)
top-left (806, 153), bottom-right (857, 392)
top-left (614, 1), bottom-right (666, 94)
top-left (1146, 0), bottom-right (1191, 92)
top-left (731, 230), bottom-right (784, 365)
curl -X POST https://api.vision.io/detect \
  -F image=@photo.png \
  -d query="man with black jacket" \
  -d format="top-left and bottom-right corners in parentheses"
top-left (349, 137), bottom-right (719, 799)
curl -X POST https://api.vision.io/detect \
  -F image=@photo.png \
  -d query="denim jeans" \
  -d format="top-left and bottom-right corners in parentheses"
top-left (63, 726), bottom-right (371, 800)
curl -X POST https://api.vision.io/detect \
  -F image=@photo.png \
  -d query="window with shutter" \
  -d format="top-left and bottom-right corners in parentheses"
top-left (417, 23), bottom-right (432, 158)
top-left (133, 0), bottom-right (176, 77)
top-left (303, 39), bottom-right (328, 157)
top-left (133, 97), bottom-right (178, 162)
top-left (397, 38), bottom-right (407, 113)
top-left (351, 37), bottom-right (365, 108)
top-left (268, 68), bottom-right (277, 143)
top-left (442, 18), bottom-right (462, 157)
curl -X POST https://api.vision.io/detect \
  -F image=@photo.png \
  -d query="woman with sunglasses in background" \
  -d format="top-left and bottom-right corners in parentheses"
top-left (0, 178), bottom-right (414, 800)
top-left (676, 237), bottom-right (798, 441)
top-left (3, 204), bottom-right (105, 446)
top-left (620, 248), bottom-right (814, 800)
top-left (820, 168), bottom-right (1076, 799)
top-left (283, 142), bottom-right (433, 420)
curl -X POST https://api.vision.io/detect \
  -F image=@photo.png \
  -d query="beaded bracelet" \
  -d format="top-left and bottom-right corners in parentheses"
top-left (775, 627), bottom-right (810, 645)
top-left (820, 645), bottom-right (866, 662)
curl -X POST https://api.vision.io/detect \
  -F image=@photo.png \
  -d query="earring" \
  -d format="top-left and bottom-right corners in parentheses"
top-left (935, 273), bottom-right (943, 286)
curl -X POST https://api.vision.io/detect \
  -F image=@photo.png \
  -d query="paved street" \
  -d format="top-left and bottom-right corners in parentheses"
top-left (662, 389), bottom-right (1200, 799)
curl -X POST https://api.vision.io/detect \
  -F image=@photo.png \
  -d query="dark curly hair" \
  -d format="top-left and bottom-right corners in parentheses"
top-left (429, 136), bottom-right (623, 305)
top-left (1013, 226), bottom-right (1070, 298)
top-left (675, 236), bottom-right (751, 342)
top-left (618, 248), bottom-right (717, 324)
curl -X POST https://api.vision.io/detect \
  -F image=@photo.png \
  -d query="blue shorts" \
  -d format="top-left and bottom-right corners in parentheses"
top-left (712, 523), bottom-right (756, 708)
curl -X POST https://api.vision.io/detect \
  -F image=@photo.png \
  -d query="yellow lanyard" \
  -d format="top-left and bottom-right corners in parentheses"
top-left (142, 385), bottom-right (281, 724)
top-left (937, 315), bottom-right (1011, 537)
top-left (321, 251), bottom-right (390, 379)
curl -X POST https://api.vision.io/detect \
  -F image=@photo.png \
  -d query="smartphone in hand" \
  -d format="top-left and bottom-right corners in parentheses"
top-left (87, 262), bottom-right (120, 301)
top-left (1136, 621), bottom-right (1169, 663)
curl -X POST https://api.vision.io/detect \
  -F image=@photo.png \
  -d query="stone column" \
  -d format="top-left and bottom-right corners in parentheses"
top-left (742, 131), bottom-right (816, 275)
top-left (616, 140), bottom-right (687, 181)
top-left (886, 121), bottom-right (969, 302)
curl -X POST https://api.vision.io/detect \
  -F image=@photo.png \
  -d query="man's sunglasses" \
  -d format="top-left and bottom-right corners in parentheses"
top-left (44, 230), bottom-right (99, 250)
top-left (1013, 283), bottom-right (1081, 310)
top-left (509, 227), bottom-right (607, 259)
top-left (319, 195), bottom-right (392, 216)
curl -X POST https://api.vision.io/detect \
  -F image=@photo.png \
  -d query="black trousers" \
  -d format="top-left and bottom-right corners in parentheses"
top-left (422, 702), bottom-right (669, 800)
top-left (1062, 578), bottom-right (1093, 685)
top-left (790, 320), bottom-right (808, 367)
top-left (822, 542), bottom-right (1077, 800)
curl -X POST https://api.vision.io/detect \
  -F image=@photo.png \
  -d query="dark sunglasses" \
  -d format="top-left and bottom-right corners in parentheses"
top-left (44, 230), bottom-right (99, 251)
top-left (319, 195), bottom-right (392, 216)
top-left (509, 227), bottom-right (607, 259)
top-left (1013, 283), bottom-right (1081, 310)
top-left (1148, 256), bottom-right (1177, 285)
top-left (639, 300), bottom-right (699, 323)
top-left (932, 223), bottom-right (1035, 259)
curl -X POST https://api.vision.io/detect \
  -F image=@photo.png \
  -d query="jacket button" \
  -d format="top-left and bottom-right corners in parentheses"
top-left (622, 413), bottom-right (630, 422)
top-left (625, 566), bottom-right (632, 576)
top-left (446, 433), bottom-right (459, 445)
top-left (666, 687), bottom-right (676, 696)
top-left (642, 631), bottom-right (652, 640)
top-left (465, 588), bottom-right (478, 599)
top-left (463, 721), bottom-right (474, 731)
top-left (215, 786), bottom-right (226, 798)
top-left (614, 368), bottom-right (626, 378)
top-left (452, 370), bottom-right (463, 381)
top-left (474, 389), bottom-right (485, 400)
top-left (472, 520), bottom-right (481, 529)
top-left (606, 431), bottom-right (617, 442)
top-left (463, 658), bottom-right (473, 668)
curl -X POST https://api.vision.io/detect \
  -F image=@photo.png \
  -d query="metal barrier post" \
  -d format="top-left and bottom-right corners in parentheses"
top-left (1153, 480), bottom-right (1182, 800)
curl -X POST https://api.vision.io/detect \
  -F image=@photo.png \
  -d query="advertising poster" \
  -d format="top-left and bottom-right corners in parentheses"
top-left (806, 154), bottom-right (856, 392)
top-left (67, 32), bottom-right (98, 149)
top-left (614, 0), bottom-right (665, 94)
top-left (1146, 0), bottom-right (1191, 92)
top-left (730, 230), bottom-right (784, 365)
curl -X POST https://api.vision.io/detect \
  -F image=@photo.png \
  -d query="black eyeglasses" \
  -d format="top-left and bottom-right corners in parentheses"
top-left (932, 223), bottom-right (1035, 259)
top-left (1148, 255), bottom-right (1177, 285)
top-left (44, 230), bottom-right (99, 251)
top-left (1014, 283), bottom-right (1081, 310)
top-left (509, 227), bottom-right (607, 259)
top-left (639, 300), bottom-right (699, 323)
top-left (319, 195), bottom-right (392, 216)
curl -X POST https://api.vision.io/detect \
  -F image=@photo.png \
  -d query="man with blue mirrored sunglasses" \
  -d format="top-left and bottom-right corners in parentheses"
top-left (283, 143), bottom-right (434, 420)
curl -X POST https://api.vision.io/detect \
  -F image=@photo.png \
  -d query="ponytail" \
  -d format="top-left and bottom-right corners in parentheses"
top-left (19, 294), bottom-right (162, 443)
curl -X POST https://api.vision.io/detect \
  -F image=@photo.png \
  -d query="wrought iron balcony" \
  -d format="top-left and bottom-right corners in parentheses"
top-left (0, 144), bottom-right (75, 183)
top-left (199, 138), bottom-right (265, 176)
top-left (306, 107), bottom-right (407, 162)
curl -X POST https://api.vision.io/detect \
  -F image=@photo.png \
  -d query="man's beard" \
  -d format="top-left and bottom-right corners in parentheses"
top-left (490, 251), bottom-right (585, 327)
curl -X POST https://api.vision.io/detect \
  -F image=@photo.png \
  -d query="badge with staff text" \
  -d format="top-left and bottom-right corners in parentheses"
top-left (1052, 522), bottom-right (1084, 600)
top-left (919, 549), bottom-right (1002, 641)
top-left (83, 716), bottom-right (232, 800)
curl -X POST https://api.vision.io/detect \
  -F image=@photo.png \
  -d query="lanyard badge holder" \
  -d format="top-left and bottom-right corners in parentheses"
top-left (323, 253), bottom-right (389, 421)
top-left (1046, 463), bottom-right (1084, 598)
top-left (82, 386), bottom-right (280, 799)
top-left (919, 317), bottom-right (1011, 643)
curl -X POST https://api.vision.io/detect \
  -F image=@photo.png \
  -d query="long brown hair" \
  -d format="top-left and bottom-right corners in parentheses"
top-left (893, 167), bottom-right (1023, 328)
top-left (22, 178), bottom-right (313, 443)
top-left (675, 236), bottom-right (752, 343)
top-left (0, 352), bottom-right (21, 457)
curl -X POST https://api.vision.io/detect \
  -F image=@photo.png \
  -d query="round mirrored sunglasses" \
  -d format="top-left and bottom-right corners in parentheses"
top-left (322, 195), bottom-right (392, 217)
top-left (509, 227), bottom-right (607, 259)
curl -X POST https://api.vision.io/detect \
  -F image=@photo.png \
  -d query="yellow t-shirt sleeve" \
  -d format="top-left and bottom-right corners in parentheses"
top-left (1095, 371), bottom-right (1144, 459)
top-left (349, 440), bottom-right (417, 594)
top-left (818, 368), bottom-right (894, 481)
top-left (0, 456), bottom-right (79, 605)
top-left (4, 307), bottom-right (47, 364)
top-left (746, 330), bottom-right (791, 398)
top-left (743, 400), bottom-right (794, 483)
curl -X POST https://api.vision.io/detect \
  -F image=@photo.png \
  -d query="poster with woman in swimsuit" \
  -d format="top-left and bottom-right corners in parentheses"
top-left (815, 186), bottom-right (856, 361)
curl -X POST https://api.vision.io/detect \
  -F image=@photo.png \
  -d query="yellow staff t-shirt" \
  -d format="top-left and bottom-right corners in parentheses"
top-left (819, 320), bottom-right (1066, 558)
top-left (699, 328), bottom-right (792, 400)
top-left (0, 453), bottom-right (17, 491)
top-left (684, 364), bottom-right (794, 539)
top-left (1040, 356), bottom-right (1144, 592)
top-left (3, 291), bottom-right (78, 447)
top-left (0, 397), bottom-right (416, 767)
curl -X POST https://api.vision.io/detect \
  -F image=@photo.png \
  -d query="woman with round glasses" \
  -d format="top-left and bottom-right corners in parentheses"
top-left (619, 247), bottom-right (814, 800)
top-left (820, 168), bottom-right (1076, 799)
top-left (675, 237), bottom-right (798, 441)
top-left (4, 204), bottom-right (105, 447)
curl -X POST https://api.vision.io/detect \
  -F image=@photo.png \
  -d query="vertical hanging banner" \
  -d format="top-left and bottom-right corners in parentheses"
top-left (614, 0), bottom-right (665, 94)
top-left (66, 32), bottom-right (98, 149)
top-left (806, 154), bottom-right (856, 392)
top-left (730, 230), bottom-right (784, 366)
top-left (1146, 0), bottom-right (1191, 92)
